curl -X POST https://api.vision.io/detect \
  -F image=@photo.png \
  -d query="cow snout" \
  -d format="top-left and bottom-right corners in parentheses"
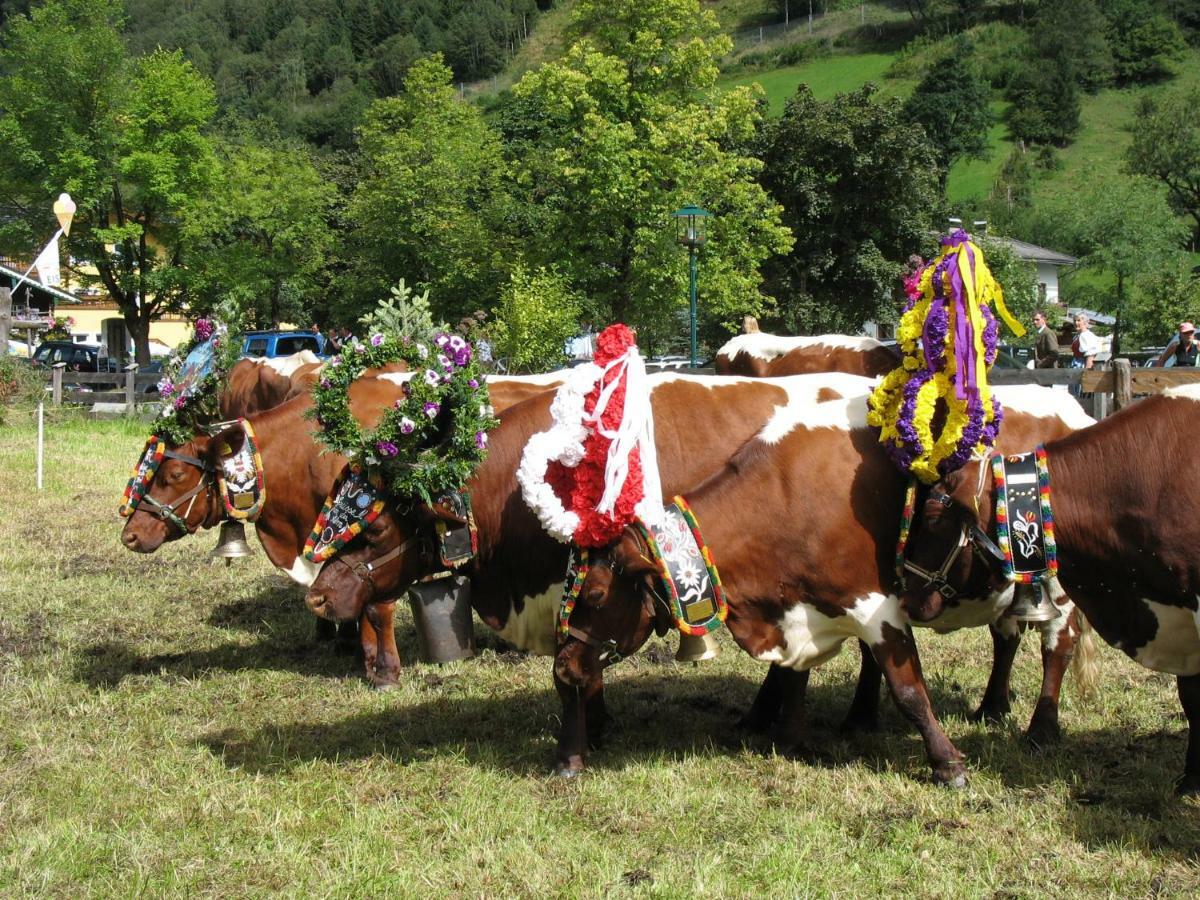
top-left (305, 590), bottom-right (337, 620)
top-left (121, 520), bottom-right (162, 553)
top-left (554, 638), bottom-right (598, 688)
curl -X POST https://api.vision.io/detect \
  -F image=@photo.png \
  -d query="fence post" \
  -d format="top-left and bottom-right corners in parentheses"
top-left (1112, 358), bottom-right (1132, 411)
top-left (51, 361), bottom-right (65, 405)
top-left (125, 362), bottom-right (138, 415)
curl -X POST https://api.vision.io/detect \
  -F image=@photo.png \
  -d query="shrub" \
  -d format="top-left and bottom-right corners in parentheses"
top-left (491, 266), bottom-right (581, 374)
top-left (0, 354), bottom-right (45, 425)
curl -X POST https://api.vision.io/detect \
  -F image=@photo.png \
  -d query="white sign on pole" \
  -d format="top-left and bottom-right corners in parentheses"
top-left (34, 235), bottom-right (61, 287)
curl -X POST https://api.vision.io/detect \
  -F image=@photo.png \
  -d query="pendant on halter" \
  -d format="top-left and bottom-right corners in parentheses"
top-left (303, 463), bottom-right (387, 563)
top-left (635, 497), bottom-right (728, 636)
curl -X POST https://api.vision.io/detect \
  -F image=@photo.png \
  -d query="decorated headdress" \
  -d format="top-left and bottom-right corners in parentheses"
top-left (868, 230), bottom-right (1025, 484)
top-left (518, 323), bottom-right (664, 547)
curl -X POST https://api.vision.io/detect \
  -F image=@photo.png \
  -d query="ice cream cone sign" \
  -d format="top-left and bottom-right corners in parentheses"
top-left (53, 193), bottom-right (76, 236)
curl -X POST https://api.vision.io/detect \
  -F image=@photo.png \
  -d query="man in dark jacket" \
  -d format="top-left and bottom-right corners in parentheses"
top-left (1032, 311), bottom-right (1059, 368)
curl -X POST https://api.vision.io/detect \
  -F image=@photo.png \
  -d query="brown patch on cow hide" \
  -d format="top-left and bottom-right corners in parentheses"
top-left (816, 387), bottom-right (843, 403)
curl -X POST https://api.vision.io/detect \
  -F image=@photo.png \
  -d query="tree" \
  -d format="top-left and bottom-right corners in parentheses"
top-left (1101, 0), bottom-right (1186, 83)
top-left (902, 37), bottom-right (992, 177)
top-left (759, 84), bottom-right (943, 333)
top-left (1006, 54), bottom-right (1080, 147)
top-left (0, 0), bottom-right (221, 363)
top-left (1128, 90), bottom-right (1200, 243)
top-left (509, 0), bottom-right (791, 349)
top-left (185, 131), bottom-right (337, 328)
top-left (344, 54), bottom-right (508, 325)
top-left (1031, 0), bottom-right (1112, 91)
top-left (491, 265), bottom-right (580, 373)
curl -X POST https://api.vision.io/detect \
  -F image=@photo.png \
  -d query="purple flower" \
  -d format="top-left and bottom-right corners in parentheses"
top-left (423, 401), bottom-right (440, 419)
top-left (370, 333), bottom-right (384, 346)
top-left (448, 335), bottom-right (466, 352)
top-left (320, 378), bottom-right (331, 389)
top-left (423, 369), bottom-right (441, 387)
top-left (453, 345), bottom-right (472, 367)
top-left (475, 430), bottom-right (488, 450)
top-left (194, 319), bottom-right (214, 341)
top-left (434, 333), bottom-right (450, 348)
top-left (468, 378), bottom-right (479, 389)
top-left (355, 343), bottom-right (366, 354)
top-left (157, 378), bottom-right (175, 396)
top-left (438, 353), bottom-right (453, 370)
top-left (399, 417), bottom-right (416, 434)
top-left (330, 355), bottom-right (342, 367)
top-left (173, 396), bottom-right (187, 411)
top-left (375, 440), bottom-right (398, 458)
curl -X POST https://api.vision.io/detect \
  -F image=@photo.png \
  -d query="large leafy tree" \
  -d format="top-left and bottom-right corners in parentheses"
top-left (1031, 0), bottom-right (1112, 91)
top-left (344, 54), bottom-right (508, 324)
top-left (0, 0), bottom-right (220, 363)
top-left (185, 130), bottom-right (337, 328)
top-left (1128, 89), bottom-right (1200, 243)
top-left (902, 37), bottom-right (991, 178)
top-left (508, 0), bottom-right (791, 350)
top-left (1101, 0), bottom-right (1186, 83)
top-left (759, 84), bottom-right (943, 334)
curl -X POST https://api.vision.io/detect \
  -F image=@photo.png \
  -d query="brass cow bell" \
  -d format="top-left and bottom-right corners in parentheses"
top-left (675, 631), bottom-right (720, 663)
top-left (210, 520), bottom-right (254, 562)
top-left (1008, 582), bottom-right (1058, 623)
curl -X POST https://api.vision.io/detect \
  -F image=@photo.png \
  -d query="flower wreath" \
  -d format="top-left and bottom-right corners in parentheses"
top-left (517, 323), bottom-right (663, 547)
top-left (867, 230), bottom-right (1025, 484)
top-left (308, 332), bottom-right (496, 504)
top-left (155, 317), bottom-right (243, 445)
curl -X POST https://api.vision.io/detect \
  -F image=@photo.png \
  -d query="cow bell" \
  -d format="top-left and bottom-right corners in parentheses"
top-left (675, 631), bottom-right (720, 663)
top-left (210, 520), bottom-right (254, 560)
top-left (1007, 582), bottom-right (1058, 623)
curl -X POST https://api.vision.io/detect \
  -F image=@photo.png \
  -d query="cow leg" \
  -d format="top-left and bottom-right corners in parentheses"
top-left (1025, 612), bottom-right (1076, 748)
top-left (554, 669), bottom-right (604, 776)
top-left (358, 612), bottom-right (381, 686)
top-left (334, 620), bottom-right (359, 656)
top-left (314, 618), bottom-right (337, 642)
top-left (1176, 673), bottom-right (1200, 795)
top-left (872, 623), bottom-right (967, 788)
top-left (972, 620), bottom-right (1021, 725)
top-left (585, 686), bottom-right (611, 749)
top-left (841, 640), bottom-right (883, 734)
top-left (739, 663), bottom-right (786, 732)
top-left (771, 668), bottom-right (811, 757)
top-left (366, 601), bottom-right (401, 690)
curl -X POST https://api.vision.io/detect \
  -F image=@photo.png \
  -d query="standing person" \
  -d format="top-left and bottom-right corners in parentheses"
top-left (1071, 313), bottom-right (1101, 370)
top-left (1155, 321), bottom-right (1198, 367)
top-left (325, 328), bottom-right (342, 354)
top-left (338, 325), bottom-right (356, 349)
top-left (1032, 310), bottom-right (1059, 368)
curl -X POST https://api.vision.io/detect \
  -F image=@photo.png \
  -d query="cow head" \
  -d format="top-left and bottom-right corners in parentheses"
top-left (898, 465), bottom-right (1006, 622)
top-left (555, 527), bottom-right (673, 688)
top-left (119, 422), bottom-right (252, 553)
top-left (303, 502), bottom-right (445, 622)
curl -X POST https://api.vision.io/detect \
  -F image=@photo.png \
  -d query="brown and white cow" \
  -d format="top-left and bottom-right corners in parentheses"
top-left (559, 384), bottom-right (1096, 785)
top-left (119, 372), bottom-right (563, 687)
top-left (219, 351), bottom-right (325, 419)
top-left (714, 332), bottom-right (899, 378)
top-left (899, 386), bottom-right (1200, 793)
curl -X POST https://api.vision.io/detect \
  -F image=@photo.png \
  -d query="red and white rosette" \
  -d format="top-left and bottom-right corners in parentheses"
top-left (518, 324), bottom-right (663, 547)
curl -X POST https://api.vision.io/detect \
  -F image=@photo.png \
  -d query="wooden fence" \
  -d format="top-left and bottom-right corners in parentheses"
top-left (44, 363), bottom-right (160, 414)
top-left (991, 359), bottom-right (1200, 418)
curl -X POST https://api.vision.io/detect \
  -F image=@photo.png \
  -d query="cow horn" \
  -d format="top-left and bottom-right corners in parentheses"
top-left (1007, 582), bottom-right (1058, 623)
top-left (210, 520), bottom-right (254, 561)
top-left (675, 631), bottom-right (720, 663)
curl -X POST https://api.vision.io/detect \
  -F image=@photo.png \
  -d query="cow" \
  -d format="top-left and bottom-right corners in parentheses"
top-left (897, 386), bottom-right (1200, 794)
top-left (301, 374), bottom-right (914, 772)
top-left (714, 332), bottom-right (899, 378)
top-left (556, 384), bottom-right (1096, 785)
top-left (218, 351), bottom-right (325, 419)
top-left (120, 372), bottom-right (564, 687)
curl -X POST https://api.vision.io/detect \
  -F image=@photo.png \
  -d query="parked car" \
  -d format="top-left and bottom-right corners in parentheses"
top-left (241, 330), bottom-right (326, 359)
top-left (29, 341), bottom-right (104, 372)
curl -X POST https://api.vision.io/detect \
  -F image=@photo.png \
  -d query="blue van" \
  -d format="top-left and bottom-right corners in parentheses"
top-left (241, 330), bottom-right (326, 359)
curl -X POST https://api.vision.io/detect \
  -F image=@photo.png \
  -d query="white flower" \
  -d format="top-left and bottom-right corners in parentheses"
top-left (423, 368), bottom-right (441, 387)
top-left (448, 335), bottom-right (466, 352)
top-left (416, 344), bottom-right (429, 359)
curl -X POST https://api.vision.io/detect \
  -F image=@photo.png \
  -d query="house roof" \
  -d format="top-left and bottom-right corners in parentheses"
top-left (994, 237), bottom-right (1078, 266)
top-left (0, 260), bottom-right (83, 305)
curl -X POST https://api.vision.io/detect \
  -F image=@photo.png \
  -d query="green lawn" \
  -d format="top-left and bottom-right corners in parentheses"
top-left (720, 52), bottom-right (911, 115)
top-left (3, 410), bottom-right (1200, 894)
top-left (947, 100), bottom-right (1012, 205)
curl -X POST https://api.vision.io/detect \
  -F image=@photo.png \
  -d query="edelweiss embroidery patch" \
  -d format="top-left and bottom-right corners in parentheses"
top-left (637, 497), bottom-right (727, 636)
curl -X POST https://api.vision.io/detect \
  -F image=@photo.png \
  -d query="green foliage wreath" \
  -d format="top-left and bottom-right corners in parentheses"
top-left (309, 331), bottom-right (497, 504)
top-left (155, 317), bottom-right (244, 445)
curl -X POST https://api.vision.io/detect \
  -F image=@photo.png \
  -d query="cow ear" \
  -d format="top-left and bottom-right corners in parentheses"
top-left (613, 528), bottom-right (659, 578)
top-left (208, 422), bottom-right (246, 465)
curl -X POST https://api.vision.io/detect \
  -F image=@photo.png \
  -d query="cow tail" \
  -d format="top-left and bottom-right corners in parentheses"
top-left (1070, 608), bottom-right (1099, 700)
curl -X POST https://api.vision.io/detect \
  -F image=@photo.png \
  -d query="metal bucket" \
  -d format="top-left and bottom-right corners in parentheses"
top-left (407, 574), bottom-right (475, 664)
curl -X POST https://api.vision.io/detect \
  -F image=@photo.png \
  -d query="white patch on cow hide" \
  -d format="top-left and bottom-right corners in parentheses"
top-left (757, 591), bottom-right (907, 670)
top-left (922, 583), bottom-right (1015, 634)
top-left (1163, 383), bottom-right (1200, 402)
top-left (377, 372), bottom-right (416, 386)
top-left (486, 371), bottom-right (568, 386)
top-left (716, 332), bottom-right (884, 363)
top-left (1037, 597), bottom-right (1074, 652)
top-left (757, 378), bottom-right (875, 444)
top-left (495, 586), bottom-right (560, 657)
top-left (992, 384), bottom-right (1095, 431)
top-left (261, 350), bottom-right (322, 378)
top-left (1128, 599), bottom-right (1200, 676)
top-left (278, 555), bottom-right (323, 587)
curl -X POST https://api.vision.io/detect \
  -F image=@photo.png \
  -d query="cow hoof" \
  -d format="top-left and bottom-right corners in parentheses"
top-left (969, 704), bottom-right (1010, 725)
top-left (1023, 721), bottom-right (1062, 751)
top-left (736, 709), bottom-right (778, 734)
top-left (933, 766), bottom-right (968, 789)
top-left (554, 759), bottom-right (585, 778)
top-left (372, 678), bottom-right (399, 692)
top-left (1175, 774), bottom-right (1200, 797)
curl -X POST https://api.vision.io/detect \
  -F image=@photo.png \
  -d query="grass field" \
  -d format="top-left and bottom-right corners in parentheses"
top-left (3, 410), bottom-right (1200, 895)
top-left (720, 52), bottom-right (911, 115)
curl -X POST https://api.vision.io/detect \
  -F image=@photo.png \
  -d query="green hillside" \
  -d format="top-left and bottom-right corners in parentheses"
top-left (719, 52), bottom-right (912, 114)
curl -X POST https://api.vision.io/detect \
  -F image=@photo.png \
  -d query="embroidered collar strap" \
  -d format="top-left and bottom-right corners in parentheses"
top-left (216, 419), bottom-right (267, 521)
top-left (559, 547), bottom-right (590, 637)
top-left (635, 496), bottom-right (727, 636)
top-left (992, 445), bottom-right (1058, 583)
top-left (303, 464), bottom-right (388, 563)
top-left (120, 435), bottom-right (168, 517)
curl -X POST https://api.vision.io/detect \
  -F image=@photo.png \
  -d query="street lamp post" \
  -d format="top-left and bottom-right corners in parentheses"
top-left (672, 205), bottom-right (710, 368)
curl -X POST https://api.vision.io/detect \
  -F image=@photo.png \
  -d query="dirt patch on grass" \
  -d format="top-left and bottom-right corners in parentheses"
top-left (0, 611), bottom-right (53, 663)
